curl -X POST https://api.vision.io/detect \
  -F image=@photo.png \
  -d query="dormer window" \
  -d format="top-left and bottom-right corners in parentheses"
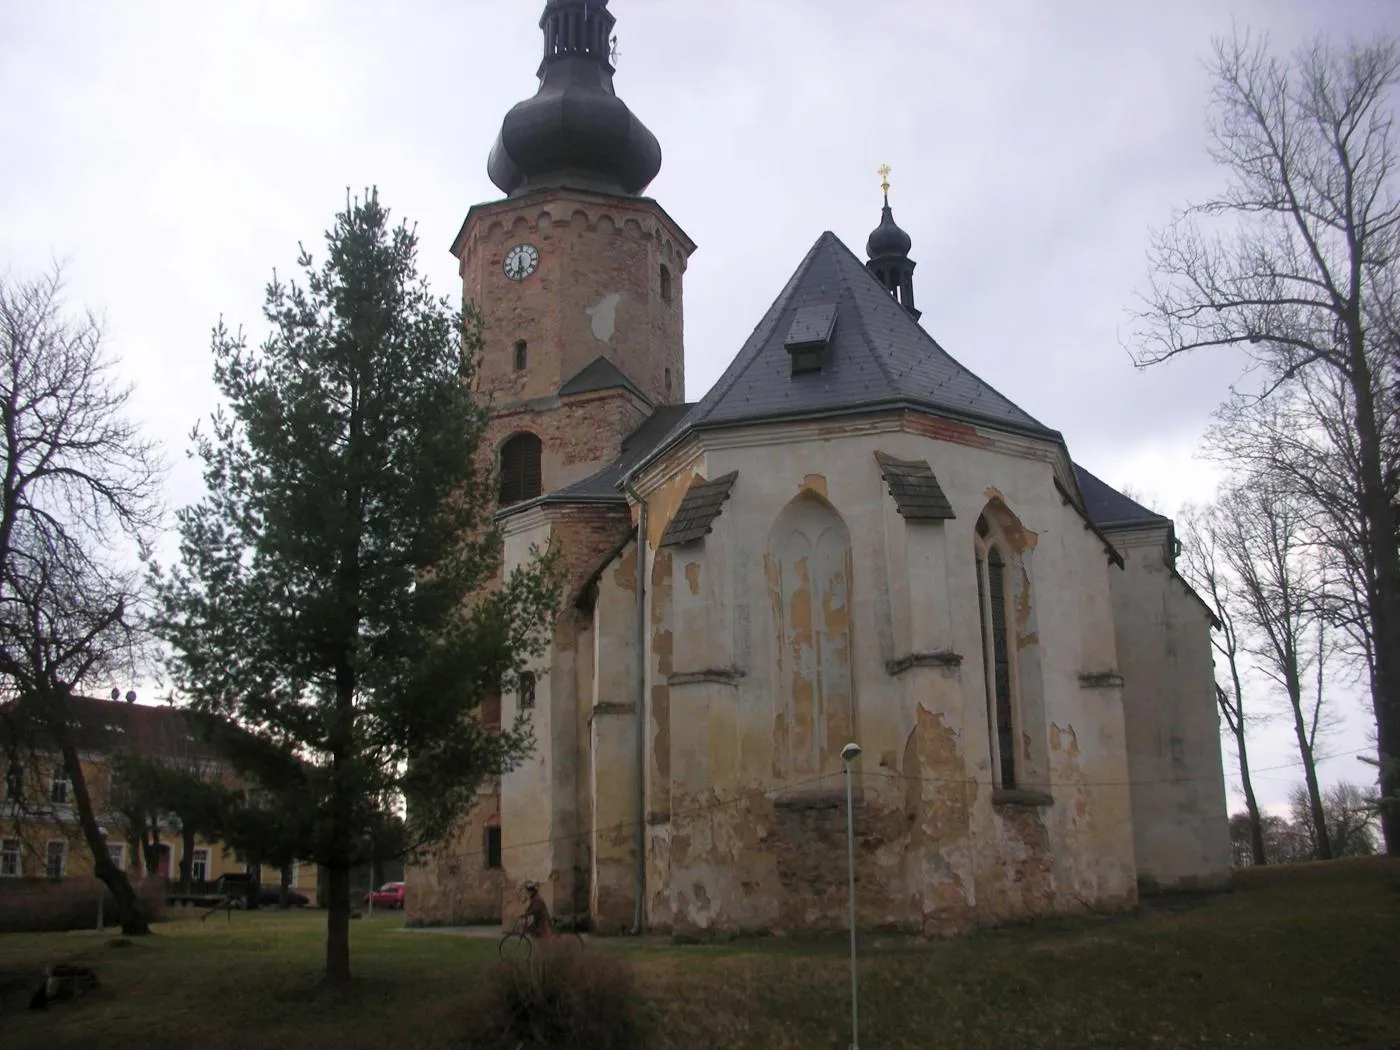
top-left (784, 304), bottom-right (838, 375)
top-left (660, 264), bottom-right (673, 303)
top-left (513, 340), bottom-right (528, 371)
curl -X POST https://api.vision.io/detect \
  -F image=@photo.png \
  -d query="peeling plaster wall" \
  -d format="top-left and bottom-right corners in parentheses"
top-left (633, 417), bottom-right (1139, 937)
top-left (589, 541), bottom-right (642, 931)
top-left (491, 505), bottom-right (632, 927)
top-left (406, 788), bottom-right (503, 925)
top-left (1110, 527), bottom-right (1232, 891)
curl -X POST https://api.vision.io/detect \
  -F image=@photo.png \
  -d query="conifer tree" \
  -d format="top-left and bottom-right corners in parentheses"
top-left (156, 189), bottom-right (559, 984)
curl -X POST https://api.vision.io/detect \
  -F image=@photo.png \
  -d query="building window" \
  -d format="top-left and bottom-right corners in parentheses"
top-left (1, 837), bottom-right (20, 876)
top-left (485, 827), bottom-right (502, 870)
top-left (191, 847), bottom-right (210, 883)
top-left (976, 513), bottom-right (1019, 790)
top-left (499, 433), bottom-right (543, 506)
top-left (664, 367), bottom-right (672, 396)
top-left (513, 339), bottom-right (528, 371)
top-left (3, 762), bottom-right (23, 801)
top-left (45, 840), bottom-right (66, 879)
top-left (49, 766), bottom-right (70, 805)
top-left (659, 263), bottom-right (673, 303)
top-left (519, 672), bottom-right (536, 710)
top-left (107, 843), bottom-right (126, 871)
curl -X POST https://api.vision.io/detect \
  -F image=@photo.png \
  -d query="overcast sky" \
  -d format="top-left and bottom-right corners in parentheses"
top-left (2, 0), bottom-right (1393, 815)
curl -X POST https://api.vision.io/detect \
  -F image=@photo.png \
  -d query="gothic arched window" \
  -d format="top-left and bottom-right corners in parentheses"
top-left (767, 494), bottom-right (855, 779)
top-left (976, 534), bottom-right (1017, 788)
top-left (499, 433), bottom-right (542, 506)
top-left (659, 264), bottom-right (673, 303)
top-left (513, 340), bottom-right (528, 371)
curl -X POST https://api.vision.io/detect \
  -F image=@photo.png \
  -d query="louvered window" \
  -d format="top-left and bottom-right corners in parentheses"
top-left (499, 433), bottom-right (543, 506)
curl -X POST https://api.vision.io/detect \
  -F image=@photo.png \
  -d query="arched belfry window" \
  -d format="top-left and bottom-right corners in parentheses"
top-left (976, 512), bottom-right (1018, 789)
top-left (499, 433), bottom-right (542, 506)
top-left (659, 264), bottom-right (673, 303)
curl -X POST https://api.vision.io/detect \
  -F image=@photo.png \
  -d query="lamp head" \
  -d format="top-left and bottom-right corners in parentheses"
top-left (840, 742), bottom-right (862, 764)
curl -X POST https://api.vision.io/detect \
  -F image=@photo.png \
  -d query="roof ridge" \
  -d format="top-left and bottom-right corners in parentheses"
top-left (831, 235), bottom-right (899, 395)
top-left (689, 236), bottom-right (825, 418)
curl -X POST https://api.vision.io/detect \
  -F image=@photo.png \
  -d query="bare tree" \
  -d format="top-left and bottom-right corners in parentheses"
top-left (1178, 501), bottom-right (1270, 865)
top-left (0, 267), bottom-right (163, 934)
top-left (1208, 367), bottom-right (1391, 696)
top-left (1215, 479), bottom-right (1338, 858)
top-left (1289, 780), bottom-right (1380, 858)
top-left (1132, 32), bottom-right (1400, 853)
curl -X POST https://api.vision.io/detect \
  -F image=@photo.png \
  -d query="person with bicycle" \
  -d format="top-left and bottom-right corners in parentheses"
top-left (521, 881), bottom-right (553, 939)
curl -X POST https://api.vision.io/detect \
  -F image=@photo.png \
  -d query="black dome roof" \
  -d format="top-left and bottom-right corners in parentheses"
top-left (866, 202), bottom-right (912, 259)
top-left (488, 0), bottom-right (662, 198)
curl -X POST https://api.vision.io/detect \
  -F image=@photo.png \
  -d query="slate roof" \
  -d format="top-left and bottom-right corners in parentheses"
top-left (658, 471), bottom-right (739, 547)
top-left (558, 356), bottom-right (650, 403)
top-left (874, 451), bottom-right (956, 521)
top-left (628, 231), bottom-right (1059, 480)
top-left (1073, 465), bottom-right (1171, 531)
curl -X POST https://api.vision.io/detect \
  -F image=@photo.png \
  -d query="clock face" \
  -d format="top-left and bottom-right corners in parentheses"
top-left (504, 243), bottom-right (540, 282)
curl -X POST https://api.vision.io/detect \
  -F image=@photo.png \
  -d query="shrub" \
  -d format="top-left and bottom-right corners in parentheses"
top-left (0, 876), bottom-right (166, 933)
top-left (467, 942), bottom-right (642, 1050)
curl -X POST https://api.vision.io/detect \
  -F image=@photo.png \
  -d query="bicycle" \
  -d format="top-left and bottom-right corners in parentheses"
top-left (498, 915), bottom-right (585, 961)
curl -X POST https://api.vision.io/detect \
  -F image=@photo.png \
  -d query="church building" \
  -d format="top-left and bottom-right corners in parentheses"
top-left (407, 0), bottom-right (1231, 938)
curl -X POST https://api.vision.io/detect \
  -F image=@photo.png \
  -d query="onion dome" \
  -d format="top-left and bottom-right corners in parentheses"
top-left (865, 167), bottom-right (920, 320)
top-left (866, 201), bottom-right (913, 260)
top-left (487, 0), bottom-right (663, 198)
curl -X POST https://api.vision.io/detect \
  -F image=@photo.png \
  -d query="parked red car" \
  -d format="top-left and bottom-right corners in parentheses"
top-left (364, 881), bottom-right (406, 909)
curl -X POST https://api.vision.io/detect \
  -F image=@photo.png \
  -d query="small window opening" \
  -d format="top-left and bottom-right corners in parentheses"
top-left (485, 827), bottom-right (502, 870)
top-left (519, 672), bottom-right (536, 710)
top-left (659, 264), bottom-right (673, 303)
top-left (664, 367), bottom-right (672, 396)
top-left (513, 340), bottom-right (527, 371)
top-left (499, 433), bottom-right (543, 506)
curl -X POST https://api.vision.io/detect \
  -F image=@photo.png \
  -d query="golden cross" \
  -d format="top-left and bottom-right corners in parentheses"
top-left (878, 164), bottom-right (892, 197)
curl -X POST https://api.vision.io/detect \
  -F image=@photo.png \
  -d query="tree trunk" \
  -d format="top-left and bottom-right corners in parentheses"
top-left (142, 823), bottom-right (163, 877)
top-left (1287, 671), bottom-right (1333, 860)
top-left (59, 741), bottom-right (150, 935)
top-left (179, 825), bottom-right (195, 893)
top-left (1231, 721), bottom-right (1268, 866)
top-left (280, 862), bottom-right (292, 909)
top-left (1348, 334), bottom-right (1400, 856)
top-left (325, 860), bottom-right (352, 985)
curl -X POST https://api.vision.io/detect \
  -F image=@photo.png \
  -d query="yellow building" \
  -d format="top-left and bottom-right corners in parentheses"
top-left (0, 694), bottom-right (317, 900)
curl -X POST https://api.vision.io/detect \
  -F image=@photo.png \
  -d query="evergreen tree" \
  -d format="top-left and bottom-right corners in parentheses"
top-left (156, 189), bottom-right (559, 984)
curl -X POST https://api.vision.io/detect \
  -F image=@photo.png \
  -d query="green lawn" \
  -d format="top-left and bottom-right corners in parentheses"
top-left (1, 857), bottom-right (1397, 1049)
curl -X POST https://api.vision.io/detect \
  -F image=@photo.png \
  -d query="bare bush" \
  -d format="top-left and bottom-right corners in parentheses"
top-left (467, 945), bottom-right (642, 1050)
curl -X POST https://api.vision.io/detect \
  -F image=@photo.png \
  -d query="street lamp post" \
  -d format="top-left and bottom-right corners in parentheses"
top-left (840, 741), bottom-right (862, 1050)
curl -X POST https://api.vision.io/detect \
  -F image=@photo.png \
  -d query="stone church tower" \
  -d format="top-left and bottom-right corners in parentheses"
top-left (451, 0), bottom-right (694, 499)
top-left (413, 0), bottom-right (696, 926)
